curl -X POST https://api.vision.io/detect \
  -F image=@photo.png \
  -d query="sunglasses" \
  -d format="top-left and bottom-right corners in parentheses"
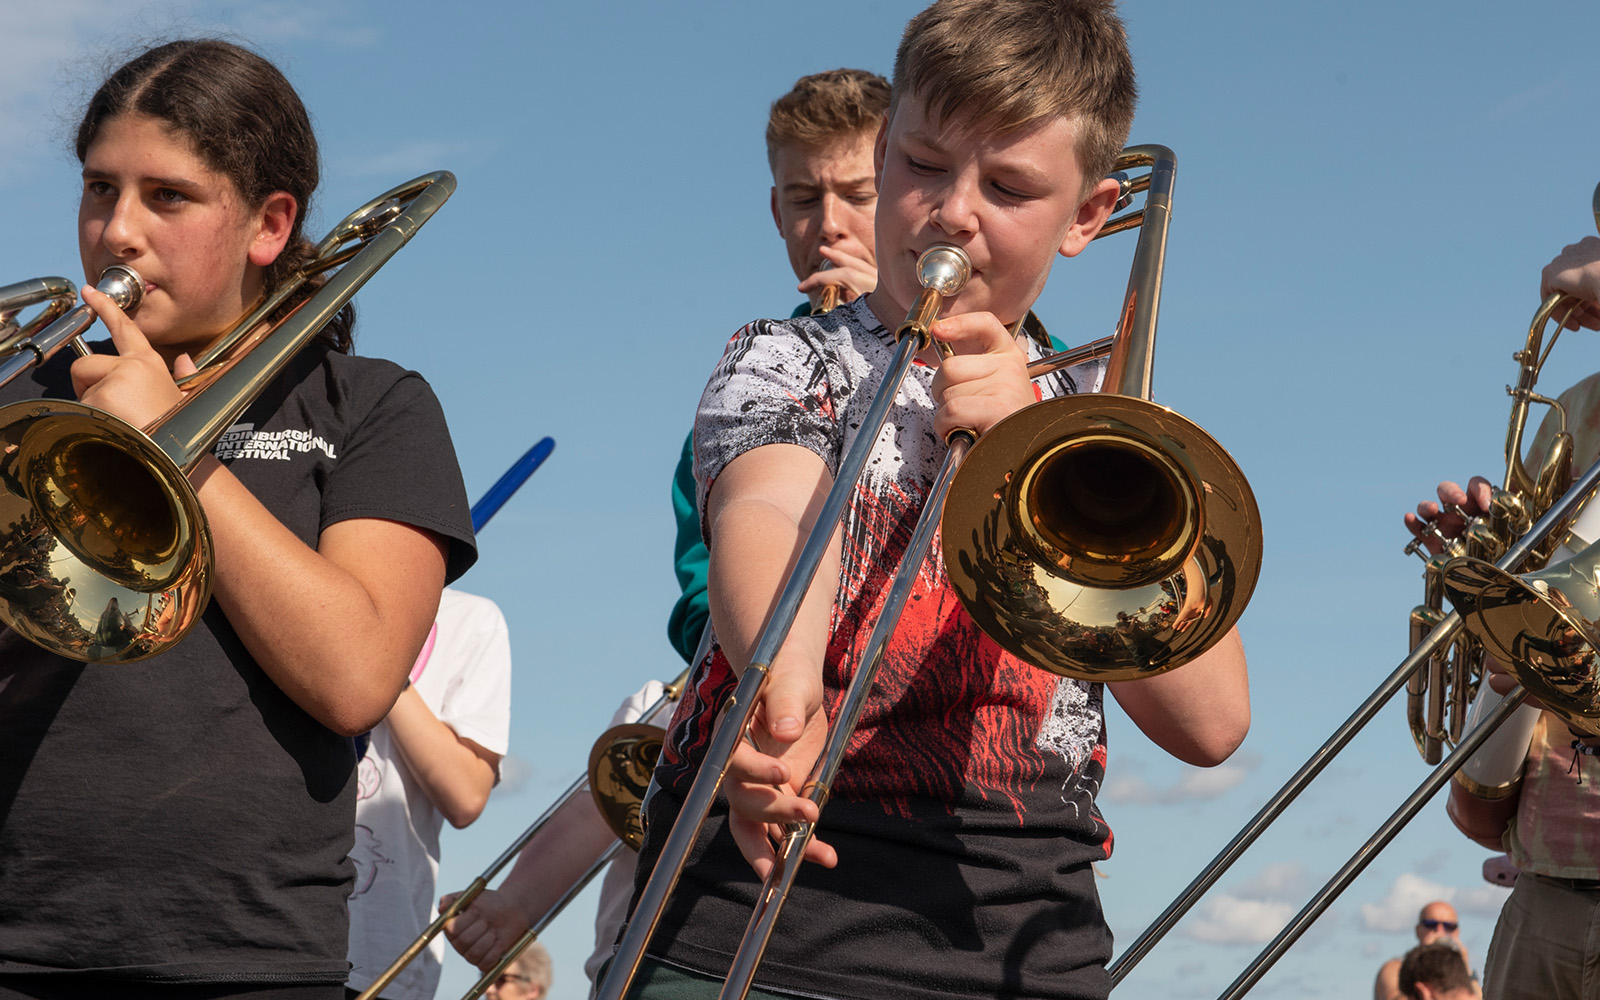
top-left (1419, 919), bottom-right (1459, 932)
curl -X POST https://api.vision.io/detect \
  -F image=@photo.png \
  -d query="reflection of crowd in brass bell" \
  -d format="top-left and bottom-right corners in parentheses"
top-left (5, 4), bottom-right (1600, 1000)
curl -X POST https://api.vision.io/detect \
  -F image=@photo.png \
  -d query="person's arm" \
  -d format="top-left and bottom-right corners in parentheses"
top-left (705, 443), bottom-right (842, 877)
top-left (443, 794), bottom-right (616, 971)
top-left (1374, 958), bottom-right (1402, 1000)
top-left (1107, 629), bottom-right (1250, 766)
top-left (75, 288), bottom-right (447, 736)
top-left (384, 689), bottom-right (501, 828)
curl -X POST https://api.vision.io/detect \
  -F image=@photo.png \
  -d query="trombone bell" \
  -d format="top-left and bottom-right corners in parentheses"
top-left (588, 722), bottom-right (663, 850)
top-left (943, 395), bottom-right (1261, 682)
top-left (1442, 546), bottom-right (1600, 736)
top-left (0, 400), bottom-right (209, 662)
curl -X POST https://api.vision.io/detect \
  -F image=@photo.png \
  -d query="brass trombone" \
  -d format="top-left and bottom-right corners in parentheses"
top-left (1109, 181), bottom-right (1600, 994)
top-left (0, 269), bottom-right (142, 388)
top-left (811, 262), bottom-right (843, 316)
top-left (0, 275), bottom-right (80, 363)
top-left (0, 172), bottom-right (453, 664)
top-left (355, 652), bottom-right (698, 1000)
top-left (596, 144), bottom-right (1263, 1000)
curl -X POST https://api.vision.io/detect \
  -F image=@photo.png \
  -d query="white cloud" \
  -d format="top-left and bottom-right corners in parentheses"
top-left (1102, 751), bottom-right (1260, 805)
top-left (1180, 862), bottom-right (1308, 946)
top-left (1359, 872), bottom-right (1454, 933)
top-left (1183, 895), bottom-right (1294, 945)
top-left (1455, 883), bottom-right (1512, 916)
top-left (1233, 862), bottom-right (1309, 902)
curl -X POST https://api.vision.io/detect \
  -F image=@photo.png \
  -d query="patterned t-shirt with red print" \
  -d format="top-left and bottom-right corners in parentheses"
top-left (634, 297), bottom-right (1118, 1000)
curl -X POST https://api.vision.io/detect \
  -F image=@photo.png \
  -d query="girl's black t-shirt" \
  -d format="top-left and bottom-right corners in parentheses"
top-left (0, 340), bottom-right (475, 982)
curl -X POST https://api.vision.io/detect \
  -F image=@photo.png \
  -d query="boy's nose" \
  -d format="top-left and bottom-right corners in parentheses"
top-left (930, 183), bottom-right (978, 236)
top-left (819, 193), bottom-right (848, 239)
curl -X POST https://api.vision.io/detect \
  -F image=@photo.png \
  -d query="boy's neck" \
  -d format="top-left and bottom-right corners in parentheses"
top-left (864, 287), bottom-right (1028, 367)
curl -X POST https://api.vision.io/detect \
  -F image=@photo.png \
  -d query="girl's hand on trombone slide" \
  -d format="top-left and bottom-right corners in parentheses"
top-left (1403, 477), bottom-right (1493, 556)
top-left (71, 283), bottom-right (196, 429)
top-left (723, 660), bottom-right (838, 879)
top-left (928, 311), bottom-right (1034, 442)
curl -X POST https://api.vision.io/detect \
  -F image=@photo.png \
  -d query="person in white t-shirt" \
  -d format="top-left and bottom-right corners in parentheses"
top-left (347, 587), bottom-right (513, 1000)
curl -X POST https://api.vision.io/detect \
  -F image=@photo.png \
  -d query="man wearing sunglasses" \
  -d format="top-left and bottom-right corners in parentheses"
top-left (1376, 902), bottom-right (1471, 1000)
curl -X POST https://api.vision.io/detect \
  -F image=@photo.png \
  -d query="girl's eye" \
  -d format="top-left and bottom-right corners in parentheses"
top-left (906, 155), bottom-right (940, 175)
top-left (85, 181), bottom-right (113, 198)
top-left (153, 187), bottom-right (187, 204)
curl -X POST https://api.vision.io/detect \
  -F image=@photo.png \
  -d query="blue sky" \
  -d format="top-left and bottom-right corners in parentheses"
top-left (5, 1), bottom-right (1600, 997)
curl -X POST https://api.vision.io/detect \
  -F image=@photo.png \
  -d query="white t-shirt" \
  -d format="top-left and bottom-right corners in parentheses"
top-left (347, 588), bottom-right (514, 1000)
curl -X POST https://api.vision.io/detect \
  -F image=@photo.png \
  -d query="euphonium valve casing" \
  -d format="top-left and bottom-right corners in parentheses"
top-left (1442, 542), bottom-right (1600, 737)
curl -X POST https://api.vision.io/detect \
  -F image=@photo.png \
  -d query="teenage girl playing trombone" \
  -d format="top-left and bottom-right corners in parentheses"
top-left (0, 39), bottom-right (475, 999)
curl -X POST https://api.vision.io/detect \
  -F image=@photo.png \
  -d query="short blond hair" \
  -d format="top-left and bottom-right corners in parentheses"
top-left (508, 941), bottom-right (552, 995)
top-left (765, 68), bottom-right (891, 171)
top-left (892, 0), bottom-right (1136, 188)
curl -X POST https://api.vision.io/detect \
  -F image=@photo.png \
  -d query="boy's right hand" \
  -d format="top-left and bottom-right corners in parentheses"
top-left (1541, 236), bottom-right (1600, 330)
top-left (1404, 477), bottom-right (1493, 556)
top-left (440, 887), bottom-right (531, 973)
top-left (722, 656), bottom-right (838, 879)
top-left (927, 311), bottom-right (1033, 441)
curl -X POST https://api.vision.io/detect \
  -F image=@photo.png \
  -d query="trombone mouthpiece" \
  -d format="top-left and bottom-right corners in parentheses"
top-left (97, 265), bottom-right (144, 314)
top-left (916, 245), bottom-right (971, 296)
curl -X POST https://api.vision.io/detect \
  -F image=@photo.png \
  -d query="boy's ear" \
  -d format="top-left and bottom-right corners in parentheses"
top-left (872, 112), bottom-right (889, 188)
top-left (249, 191), bottom-right (298, 267)
top-left (770, 186), bottom-right (783, 235)
top-left (1058, 176), bottom-right (1124, 258)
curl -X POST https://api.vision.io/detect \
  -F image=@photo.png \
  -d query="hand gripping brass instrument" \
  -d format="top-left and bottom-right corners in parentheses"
top-left (811, 261), bottom-right (843, 316)
top-left (0, 268), bottom-right (142, 387)
top-left (1109, 182), bottom-right (1600, 998)
top-left (596, 144), bottom-right (1264, 1000)
top-left (0, 172), bottom-right (453, 664)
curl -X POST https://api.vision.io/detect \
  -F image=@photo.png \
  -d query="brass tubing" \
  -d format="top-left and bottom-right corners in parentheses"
top-left (457, 841), bottom-right (625, 1000)
top-left (0, 268), bottom-right (141, 387)
top-left (1107, 450), bottom-right (1600, 984)
top-left (357, 656), bottom-right (696, 1000)
top-left (353, 770), bottom-right (591, 1000)
top-left (0, 276), bottom-right (76, 357)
